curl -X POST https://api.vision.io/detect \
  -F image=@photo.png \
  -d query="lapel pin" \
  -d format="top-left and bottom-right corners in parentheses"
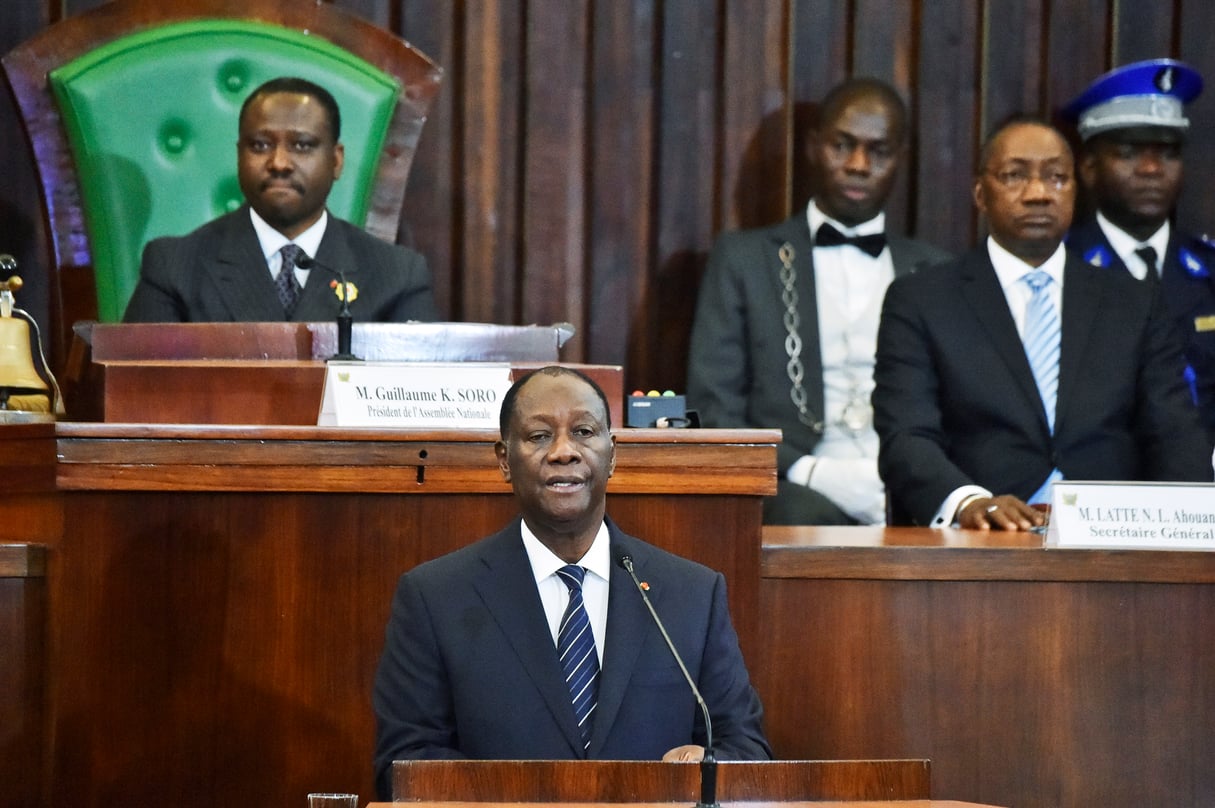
top-left (330, 279), bottom-right (359, 302)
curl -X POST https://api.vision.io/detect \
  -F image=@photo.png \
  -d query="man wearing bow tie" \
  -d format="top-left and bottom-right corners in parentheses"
top-left (687, 77), bottom-right (949, 525)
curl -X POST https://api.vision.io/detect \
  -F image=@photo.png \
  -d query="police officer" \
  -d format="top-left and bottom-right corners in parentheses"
top-left (1064, 58), bottom-right (1215, 439)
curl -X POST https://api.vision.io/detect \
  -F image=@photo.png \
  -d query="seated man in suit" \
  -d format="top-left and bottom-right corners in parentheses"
top-left (123, 76), bottom-right (438, 323)
top-left (372, 366), bottom-right (771, 799)
top-left (1063, 59), bottom-right (1215, 441)
top-left (687, 77), bottom-right (950, 526)
top-left (873, 117), bottom-right (1210, 530)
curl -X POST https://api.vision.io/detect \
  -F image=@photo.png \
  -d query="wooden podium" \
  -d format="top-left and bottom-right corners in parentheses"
top-left (376, 797), bottom-right (996, 801)
top-left (391, 759), bottom-right (932, 802)
top-left (68, 321), bottom-right (625, 425)
top-left (10, 417), bottom-right (777, 808)
top-left (9, 323), bottom-right (783, 808)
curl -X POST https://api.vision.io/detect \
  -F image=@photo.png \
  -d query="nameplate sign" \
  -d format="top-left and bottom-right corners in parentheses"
top-left (1046, 481), bottom-right (1215, 550)
top-left (318, 362), bottom-right (513, 428)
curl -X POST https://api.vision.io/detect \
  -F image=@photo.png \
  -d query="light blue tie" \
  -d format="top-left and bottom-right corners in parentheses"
top-left (556, 565), bottom-right (599, 750)
top-left (1022, 270), bottom-right (1062, 503)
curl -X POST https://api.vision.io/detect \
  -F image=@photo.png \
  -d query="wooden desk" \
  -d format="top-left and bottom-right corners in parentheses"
top-left (17, 423), bottom-right (776, 808)
top-left (757, 526), bottom-right (1215, 808)
top-left (0, 542), bottom-right (47, 808)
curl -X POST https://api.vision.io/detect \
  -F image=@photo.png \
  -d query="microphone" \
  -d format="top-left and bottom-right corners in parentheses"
top-left (294, 254), bottom-right (359, 361)
top-left (618, 554), bottom-right (719, 808)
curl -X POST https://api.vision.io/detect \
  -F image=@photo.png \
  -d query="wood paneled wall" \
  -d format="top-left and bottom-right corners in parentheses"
top-left (3, 0), bottom-right (1215, 391)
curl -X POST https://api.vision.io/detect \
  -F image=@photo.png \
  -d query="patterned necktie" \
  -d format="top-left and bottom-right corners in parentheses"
top-left (1022, 270), bottom-right (1060, 432)
top-left (556, 564), bottom-right (599, 751)
top-left (276, 244), bottom-right (306, 318)
top-left (815, 222), bottom-right (887, 258)
top-left (1135, 245), bottom-right (1159, 283)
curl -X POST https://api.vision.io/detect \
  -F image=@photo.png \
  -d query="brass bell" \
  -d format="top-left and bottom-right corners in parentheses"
top-left (0, 258), bottom-right (63, 419)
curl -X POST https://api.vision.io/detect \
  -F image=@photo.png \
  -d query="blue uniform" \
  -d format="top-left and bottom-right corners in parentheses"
top-left (1067, 215), bottom-right (1215, 438)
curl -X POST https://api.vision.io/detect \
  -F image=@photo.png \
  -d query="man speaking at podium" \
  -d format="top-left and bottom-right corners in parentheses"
top-left (372, 367), bottom-right (771, 799)
top-left (123, 77), bottom-right (438, 323)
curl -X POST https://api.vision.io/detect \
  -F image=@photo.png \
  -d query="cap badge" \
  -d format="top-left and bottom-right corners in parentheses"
top-left (1149, 96), bottom-right (1181, 120)
top-left (1156, 66), bottom-right (1175, 92)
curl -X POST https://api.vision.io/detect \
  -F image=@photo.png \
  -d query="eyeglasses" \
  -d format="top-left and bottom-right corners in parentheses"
top-left (986, 168), bottom-right (1073, 192)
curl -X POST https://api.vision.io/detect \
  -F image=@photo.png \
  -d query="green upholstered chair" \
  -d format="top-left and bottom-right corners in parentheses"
top-left (2, 0), bottom-right (441, 356)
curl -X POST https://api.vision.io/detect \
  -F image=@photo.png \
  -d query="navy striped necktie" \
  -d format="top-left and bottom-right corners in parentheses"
top-left (556, 564), bottom-right (599, 751)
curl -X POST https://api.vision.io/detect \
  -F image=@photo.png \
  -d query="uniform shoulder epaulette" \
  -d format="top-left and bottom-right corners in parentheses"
top-left (1081, 244), bottom-right (1114, 268)
top-left (1179, 234), bottom-right (1212, 278)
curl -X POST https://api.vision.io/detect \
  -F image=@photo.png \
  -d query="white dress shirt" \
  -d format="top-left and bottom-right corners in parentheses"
top-left (1096, 211), bottom-right (1168, 281)
top-left (785, 200), bottom-right (892, 524)
top-left (521, 519), bottom-right (611, 665)
top-left (249, 207), bottom-right (329, 287)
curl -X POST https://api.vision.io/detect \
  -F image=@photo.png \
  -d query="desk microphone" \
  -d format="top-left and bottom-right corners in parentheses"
top-left (618, 554), bottom-right (719, 808)
top-left (294, 254), bottom-right (359, 360)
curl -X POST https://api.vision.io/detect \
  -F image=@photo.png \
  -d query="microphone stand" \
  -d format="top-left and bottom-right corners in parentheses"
top-left (296, 255), bottom-right (359, 360)
top-left (619, 555), bottom-right (720, 808)
top-left (332, 284), bottom-right (357, 361)
top-left (699, 748), bottom-right (718, 808)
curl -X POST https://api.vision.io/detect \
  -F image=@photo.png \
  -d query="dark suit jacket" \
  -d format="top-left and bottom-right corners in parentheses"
top-left (874, 247), bottom-right (1212, 526)
top-left (123, 206), bottom-right (438, 323)
top-left (687, 208), bottom-right (950, 475)
top-left (372, 517), bottom-right (771, 799)
top-left (1067, 215), bottom-right (1215, 438)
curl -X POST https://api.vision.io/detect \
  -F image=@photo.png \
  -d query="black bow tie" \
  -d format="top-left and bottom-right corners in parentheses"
top-left (815, 222), bottom-right (887, 258)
